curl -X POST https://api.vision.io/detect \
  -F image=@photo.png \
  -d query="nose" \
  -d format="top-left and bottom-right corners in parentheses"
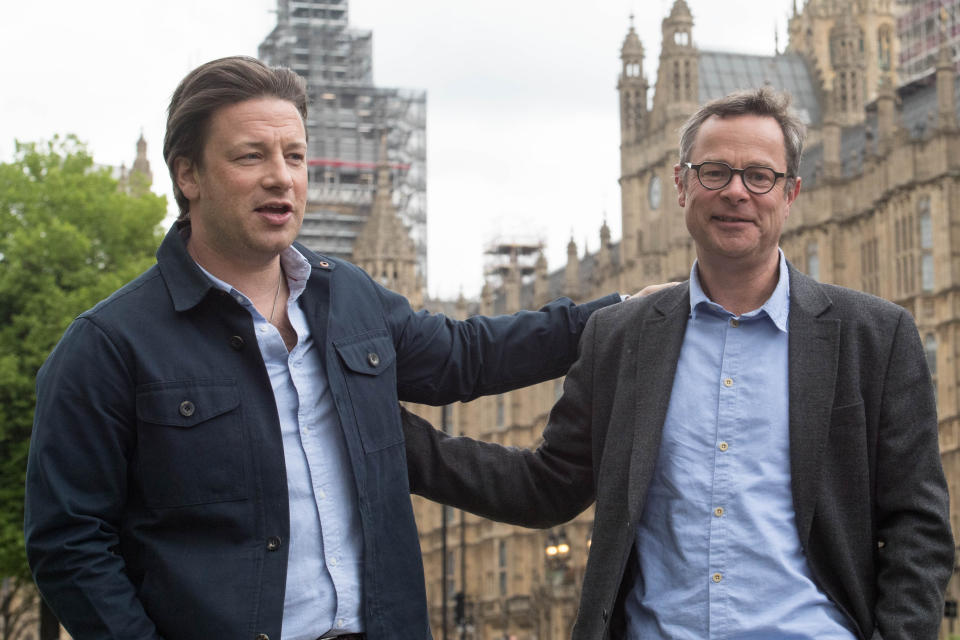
top-left (262, 154), bottom-right (294, 191)
top-left (719, 170), bottom-right (749, 203)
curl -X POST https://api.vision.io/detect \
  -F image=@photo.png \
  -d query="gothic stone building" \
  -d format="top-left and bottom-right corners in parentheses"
top-left (410, 0), bottom-right (960, 638)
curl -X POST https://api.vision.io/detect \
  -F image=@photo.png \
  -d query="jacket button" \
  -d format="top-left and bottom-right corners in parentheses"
top-left (229, 335), bottom-right (245, 350)
top-left (256, 635), bottom-right (269, 640)
top-left (266, 536), bottom-right (282, 551)
top-left (367, 352), bottom-right (380, 367)
top-left (602, 607), bottom-right (608, 622)
top-left (179, 400), bottom-right (195, 417)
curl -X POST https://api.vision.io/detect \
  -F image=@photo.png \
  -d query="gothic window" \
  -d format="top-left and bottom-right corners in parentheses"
top-left (925, 333), bottom-right (938, 377)
top-left (861, 235), bottom-right (879, 295)
top-left (806, 241), bottom-right (820, 281)
top-left (673, 61), bottom-right (681, 95)
top-left (895, 207), bottom-right (918, 297)
top-left (498, 540), bottom-right (508, 596)
top-left (920, 198), bottom-right (934, 292)
top-left (878, 26), bottom-right (893, 70)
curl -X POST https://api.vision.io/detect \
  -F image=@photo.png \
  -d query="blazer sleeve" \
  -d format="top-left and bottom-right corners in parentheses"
top-left (872, 309), bottom-right (953, 639)
top-left (24, 318), bottom-right (164, 640)
top-left (403, 311), bottom-right (601, 528)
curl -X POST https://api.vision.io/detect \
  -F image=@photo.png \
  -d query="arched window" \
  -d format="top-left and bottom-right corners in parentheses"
top-left (925, 333), bottom-right (938, 376)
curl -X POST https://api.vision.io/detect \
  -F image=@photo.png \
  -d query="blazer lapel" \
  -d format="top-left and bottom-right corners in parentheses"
top-left (787, 267), bottom-right (841, 545)
top-left (627, 283), bottom-right (690, 524)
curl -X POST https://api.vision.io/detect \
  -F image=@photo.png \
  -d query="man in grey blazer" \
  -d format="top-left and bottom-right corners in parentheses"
top-left (403, 87), bottom-right (953, 640)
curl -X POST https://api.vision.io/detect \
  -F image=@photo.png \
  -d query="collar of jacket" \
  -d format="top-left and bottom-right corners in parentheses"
top-left (649, 260), bottom-right (833, 320)
top-left (155, 221), bottom-right (337, 313)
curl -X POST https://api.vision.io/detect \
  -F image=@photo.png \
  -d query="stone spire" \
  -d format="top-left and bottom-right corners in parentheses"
top-left (653, 0), bottom-right (699, 124)
top-left (936, 39), bottom-right (958, 131)
top-left (828, 4), bottom-right (867, 125)
top-left (132, 130), bottom-right (152, 182)
top-left (618, 14), bottom-right (649, 145)
top-left (565, 236), bottom-right (580, 299)
top-left (352, 132), bottom-right (421, 306)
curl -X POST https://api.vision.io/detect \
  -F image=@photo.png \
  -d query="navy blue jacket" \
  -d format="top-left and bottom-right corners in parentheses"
top-left (24, 224), bottom-right (619, 640)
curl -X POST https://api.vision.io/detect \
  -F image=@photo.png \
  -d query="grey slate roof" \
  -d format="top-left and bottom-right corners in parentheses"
top-left (699, 51), bottom-right (822, 125)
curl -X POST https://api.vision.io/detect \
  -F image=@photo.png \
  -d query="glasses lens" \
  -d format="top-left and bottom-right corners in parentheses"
top-left (744, 166), bottom-right (776, 193)
top-left (698, 162), bottom-right (731, 189)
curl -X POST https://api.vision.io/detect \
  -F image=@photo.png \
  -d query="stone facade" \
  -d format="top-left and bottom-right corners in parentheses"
top-left (413, 1), bottom-right (960, 638)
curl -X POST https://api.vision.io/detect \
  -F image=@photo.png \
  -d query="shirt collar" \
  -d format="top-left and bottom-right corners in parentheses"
top-left (688, 249), bottom-right (790, 332)
top-left (195, 245), bottom-right (312, 308)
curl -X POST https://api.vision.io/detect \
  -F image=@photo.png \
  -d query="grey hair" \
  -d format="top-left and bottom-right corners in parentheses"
top-left (678, 87), bottom-right (806, 192)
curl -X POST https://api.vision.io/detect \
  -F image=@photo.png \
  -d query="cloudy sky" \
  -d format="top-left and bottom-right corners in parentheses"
top-left (1, 0), bottom-right (795, 299)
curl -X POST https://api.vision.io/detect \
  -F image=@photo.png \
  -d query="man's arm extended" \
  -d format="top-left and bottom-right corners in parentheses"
top-left (403, 310), bottom-right (603, 528)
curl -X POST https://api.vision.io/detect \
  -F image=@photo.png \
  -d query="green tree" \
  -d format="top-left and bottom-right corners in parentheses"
top-left (0, 136), bottom-right (165, 628)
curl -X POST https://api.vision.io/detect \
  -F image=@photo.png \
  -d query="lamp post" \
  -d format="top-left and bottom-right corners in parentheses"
top-left (544, 529), bottom-right (571, 584)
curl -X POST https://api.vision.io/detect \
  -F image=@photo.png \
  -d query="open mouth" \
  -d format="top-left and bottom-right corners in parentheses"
top-left (256, 203), bottom-right (293, 215)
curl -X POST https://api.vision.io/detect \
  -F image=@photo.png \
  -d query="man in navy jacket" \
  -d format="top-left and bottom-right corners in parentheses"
top-left (23, 56), bottom-right (620, 640)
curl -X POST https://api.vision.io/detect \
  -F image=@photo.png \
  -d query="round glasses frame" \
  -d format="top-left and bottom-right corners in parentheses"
top-left (684, 161), bottom-right (786, 195)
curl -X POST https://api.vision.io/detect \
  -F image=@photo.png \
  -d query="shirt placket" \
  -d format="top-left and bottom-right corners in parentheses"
top-left (709, 313), bottom-right (741, 636)
top-left (286, 310), bottom-right (352, 633)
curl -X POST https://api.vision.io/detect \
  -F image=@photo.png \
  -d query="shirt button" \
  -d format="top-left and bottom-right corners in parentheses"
top-left (367, 352), bottom-right (380, 367)
top-left (718, 441), bottom-right (729, 452)
top-left (179, 400), bottom-right (195, 417)
top-left (318, 488), bottom-right (327, 500)
top-left (234, 295), bottom-right (245, 305)
top-left (266, 536), bottom-right (282, 551)
top-left (730, 318), bottom-right (740, 327)
top-left (258, 325), bottom-right (268, 333)
top-left (714, 507), bottom-right (724, 517)
top-left (712, 573), bottom-right (723, 583)
top-left (337, 619), bottom-right (345, 627)
top-left (229, 335), bottom-right (245, 350)
top-left (723, 377), bottom-right (734, 387)
top-left (330, 557), bottom-right (338, 567)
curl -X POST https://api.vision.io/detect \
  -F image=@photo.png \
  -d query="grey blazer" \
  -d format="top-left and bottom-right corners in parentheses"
top-left (404, 265), bottom-right (953, 640)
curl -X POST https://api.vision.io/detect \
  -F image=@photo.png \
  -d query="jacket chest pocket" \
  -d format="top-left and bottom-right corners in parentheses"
top-left (334, 331), bottom-right (402, 453)
top-left (135, 380), bottom-right (247, 508)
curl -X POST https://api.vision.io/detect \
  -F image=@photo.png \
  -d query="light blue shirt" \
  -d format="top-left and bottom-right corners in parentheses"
top-left (625, 252), bottom-right (856, 639)
top-left (197, 248), bottom-right (363, 640)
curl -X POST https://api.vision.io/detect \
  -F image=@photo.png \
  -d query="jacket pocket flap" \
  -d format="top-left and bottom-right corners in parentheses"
top-left (136, 381), bottom-right (239, 427)
top-left (334, 331), bottom-right (396, 376)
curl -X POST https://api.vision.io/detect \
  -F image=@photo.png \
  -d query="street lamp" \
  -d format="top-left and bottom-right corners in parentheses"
top-left (544, 529), bottom-right (571, 583)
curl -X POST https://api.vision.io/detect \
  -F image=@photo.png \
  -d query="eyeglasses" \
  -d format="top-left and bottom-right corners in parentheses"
top-left (684, 161), bottom-right (785, 195)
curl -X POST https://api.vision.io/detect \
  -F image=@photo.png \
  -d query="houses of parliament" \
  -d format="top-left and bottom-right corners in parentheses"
top-left (396, 1), bottom-right (960, 638)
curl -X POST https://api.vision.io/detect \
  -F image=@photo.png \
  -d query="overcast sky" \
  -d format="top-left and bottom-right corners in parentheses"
top-left (1, 0), bottom-right (795, 299)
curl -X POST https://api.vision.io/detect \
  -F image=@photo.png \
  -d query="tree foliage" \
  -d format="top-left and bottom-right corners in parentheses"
top-left (0, 135), bottom-right (166, 579)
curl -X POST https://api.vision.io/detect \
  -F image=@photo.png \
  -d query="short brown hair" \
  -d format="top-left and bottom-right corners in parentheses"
top-left (678, 87), bottom-right (806, 193)
top-left (163, 56), bottom-right (308, 219)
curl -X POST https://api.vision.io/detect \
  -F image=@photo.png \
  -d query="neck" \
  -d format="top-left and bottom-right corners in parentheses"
top-left (187, 236), bottom-right (284, 302)
top-left (696, 252), bottom-right (781, 316)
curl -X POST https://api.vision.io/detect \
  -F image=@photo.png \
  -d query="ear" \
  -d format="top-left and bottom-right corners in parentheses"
top-left (674, 164), bottom-right (687, 207)
top-left (174, 157), bottom-right (201, 202)
top-left (783, 176), bottom-right (802, 218)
